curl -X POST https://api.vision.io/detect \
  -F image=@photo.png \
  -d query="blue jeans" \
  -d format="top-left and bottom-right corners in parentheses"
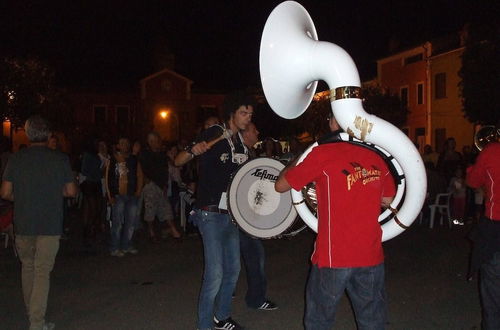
top-left (305, 263), bottom-right (386, 330)
top-left (480, 251), bottom-right (500, 329)
top-left (110, 195), bottom-right (139, 251)
top-left (239, 230), bottom-right (267, 308)
top-left (195, 209), bottom-right (240, 329)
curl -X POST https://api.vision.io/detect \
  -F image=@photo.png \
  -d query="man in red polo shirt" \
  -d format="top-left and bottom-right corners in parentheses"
top-left (275, 115), bottom-right (395, 330)
top-left (466, 140), bottom-right (500, 330)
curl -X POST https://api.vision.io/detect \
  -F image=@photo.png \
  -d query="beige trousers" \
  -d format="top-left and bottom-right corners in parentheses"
top-left (15, 235), bottom-right (60, 330)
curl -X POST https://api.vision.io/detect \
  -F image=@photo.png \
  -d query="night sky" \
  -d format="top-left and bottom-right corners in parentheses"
top-left (1, 0), bottom-right (493, 92)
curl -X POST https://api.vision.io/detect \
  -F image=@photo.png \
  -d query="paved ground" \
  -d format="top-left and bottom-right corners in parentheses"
top-left (1, 221), bottom-right (481, 330)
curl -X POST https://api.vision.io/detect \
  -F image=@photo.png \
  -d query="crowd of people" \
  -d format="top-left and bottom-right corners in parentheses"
top-left (421, 137), bottom-right (484, 224)
top-left (0, 102), bottom-right (498, 329)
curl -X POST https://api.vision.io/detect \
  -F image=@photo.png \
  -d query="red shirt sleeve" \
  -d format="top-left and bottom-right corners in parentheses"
top-left (466, 149), bottom-right (488, 189)
top-left (285, 146), bottom-right (323, 190)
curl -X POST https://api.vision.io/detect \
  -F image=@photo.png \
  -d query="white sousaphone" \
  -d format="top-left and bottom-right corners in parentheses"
top-left (259, 1), bottom-right (427, 241)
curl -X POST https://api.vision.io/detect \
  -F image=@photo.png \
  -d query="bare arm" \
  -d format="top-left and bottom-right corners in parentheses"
top-left (174, 141), bottom-right (209, 167)
top-left (275, 166), bottom-right (294, 193)
top-left (381, 196), bottom-right (394, 208)
top-left (63, 182), bottom-right (78, 198)
top-left (104, 162), bottom-right (113, 203)
top-left (1, 181), bottom-right (14, 201)
top-left (136, 163), bottom-right (144, 196)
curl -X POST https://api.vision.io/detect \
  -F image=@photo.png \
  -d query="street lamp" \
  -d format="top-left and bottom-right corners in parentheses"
top-left (158, 109), bottom-right (180, 140)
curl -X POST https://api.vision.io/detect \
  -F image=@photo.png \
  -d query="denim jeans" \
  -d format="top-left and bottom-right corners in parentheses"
top-left (305, 263), bottom-right (386, 330)
top-left (195, 209), bottom-right (240, 330)
top-left (239, 230), bottom-right (267, 308)
top-left (480, 251), bottom-right (500, 329)
top-left (110, 195), bottom-right (139, 251)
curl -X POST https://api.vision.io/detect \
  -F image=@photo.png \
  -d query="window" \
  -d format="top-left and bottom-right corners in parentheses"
top-left (435, 73), bottom-right (446, 99)
top-left (400, 87), bottom-right (408, 108)
top-left (404, 53), bottom-right (423, 65)
top-left (417, 83), bottom-right (424, 105)
top-left (93, 106), bottom-right (106, 124)
top-left (116, 106), bottom-right (129, 125)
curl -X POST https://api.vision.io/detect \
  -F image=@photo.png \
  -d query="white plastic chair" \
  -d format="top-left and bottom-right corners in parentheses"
top-left (428, 193), bottom-right (452, 228)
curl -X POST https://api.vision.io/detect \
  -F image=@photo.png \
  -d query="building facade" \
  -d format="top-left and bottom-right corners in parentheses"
top-left (377, 38), bottom-right (474, 153)
top-left (139, 68), bottom-right (227, 142)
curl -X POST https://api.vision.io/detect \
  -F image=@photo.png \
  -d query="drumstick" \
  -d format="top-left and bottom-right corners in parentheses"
top-left (206, 128), bottom-right (233, 148)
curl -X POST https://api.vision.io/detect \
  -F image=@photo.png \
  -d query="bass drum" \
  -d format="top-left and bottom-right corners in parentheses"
top-left (227, 157), bottom-right (298, 239)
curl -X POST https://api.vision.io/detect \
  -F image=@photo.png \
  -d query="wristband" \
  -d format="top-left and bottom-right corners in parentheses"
top-left (185, 146), bottom-right (195, 156)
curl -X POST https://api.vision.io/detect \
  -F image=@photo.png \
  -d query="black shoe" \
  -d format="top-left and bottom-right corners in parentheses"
top-left (214, 316), bottom-right (244, 330)
top-left (257, 300), bottom-right (278, 311)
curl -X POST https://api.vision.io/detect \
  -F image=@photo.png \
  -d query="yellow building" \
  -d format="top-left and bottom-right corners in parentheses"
top-left (430, 46), bottom-right (474, 152)
top-left (377, 37), bottom-right (475, 153)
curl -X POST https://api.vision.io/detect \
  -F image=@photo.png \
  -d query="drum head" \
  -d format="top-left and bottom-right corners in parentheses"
top-left (228, 157), bottom-right (297, 239)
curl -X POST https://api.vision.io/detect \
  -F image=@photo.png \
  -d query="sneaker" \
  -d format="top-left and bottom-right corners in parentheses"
top-left (214, 316), bottom-right (244, 330)
top-left (110, 250), bottom-right (124, 257)
top-left (122, 247), bottom-right (138, 255)
top-left (42, 322), bottom-right (55, 330)
top-left (258, 300), bottom-right (278, 311)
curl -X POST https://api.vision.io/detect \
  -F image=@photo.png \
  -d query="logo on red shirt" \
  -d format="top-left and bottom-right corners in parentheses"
top-left (345, 163), bottom-right (381, 191)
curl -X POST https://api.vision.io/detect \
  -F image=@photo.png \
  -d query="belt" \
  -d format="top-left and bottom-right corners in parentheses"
top-left (200, 205), bottom-right (229, 214)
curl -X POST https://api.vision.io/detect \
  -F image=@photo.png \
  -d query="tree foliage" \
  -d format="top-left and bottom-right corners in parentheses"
top-left (361, 85), bottom-right (408, 128)
top-left (459, 22), bottom-right (500, 126)
top-left (255, 85), bottom-right (408, 140)
top-left (0, 57), bottom-right (71, 130)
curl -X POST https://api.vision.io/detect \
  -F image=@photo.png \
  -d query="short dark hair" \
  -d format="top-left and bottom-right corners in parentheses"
top-left (24, 115), bottom-right (51, 143)
top-left (222, 91), bottom-right (256, 121)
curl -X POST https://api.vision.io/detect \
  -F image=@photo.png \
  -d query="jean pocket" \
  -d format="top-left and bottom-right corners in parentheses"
top-left (188, 209), bottom-right (202, 226)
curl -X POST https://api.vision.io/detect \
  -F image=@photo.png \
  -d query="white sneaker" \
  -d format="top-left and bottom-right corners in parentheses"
top-left (123, 247), bottom-right (138, 255)
top-left (42, 322), bottom-right (55, 330)
top-left (110, 250), bottom-right (124, 257)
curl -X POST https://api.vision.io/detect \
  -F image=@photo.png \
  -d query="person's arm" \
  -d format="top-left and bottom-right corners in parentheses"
top-left (275, 156), bottom-right (300, 192)
top-left (1, 181), bottom-right (13, 201)
top-left (381, 196), bottom-right (394, 208)
top-left (136, 163), bottom-right (144, 196)
top-left (175, 141), bottom-right (209, 167)
top-left (466, 149), bottom-right (487, 189)
top-left (275, 166), bottom-right (294, 192)
top-left (63, 182), bottom-right (78, 198)
top-left (61, 155), bottom-right (79, 198)
top-left (104, 162), bottom-right (114, 203)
